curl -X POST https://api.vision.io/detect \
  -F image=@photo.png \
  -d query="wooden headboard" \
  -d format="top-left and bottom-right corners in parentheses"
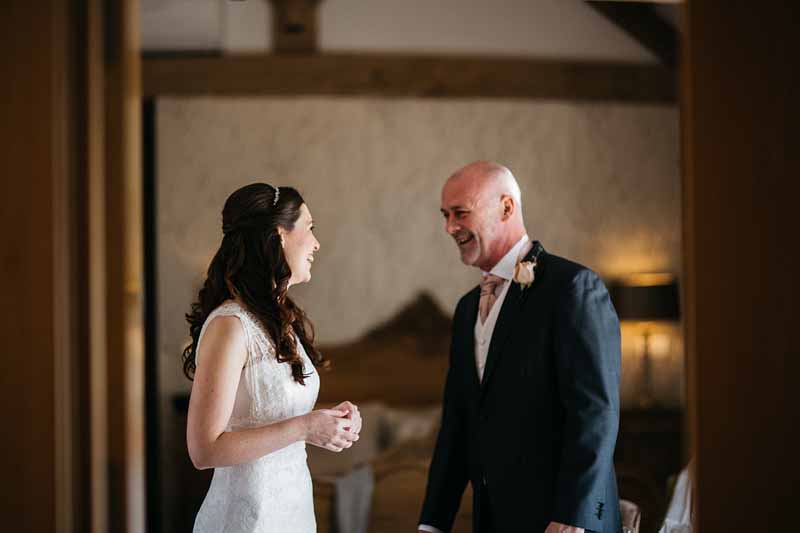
top-left (316, 292), bottom-right (452, 407)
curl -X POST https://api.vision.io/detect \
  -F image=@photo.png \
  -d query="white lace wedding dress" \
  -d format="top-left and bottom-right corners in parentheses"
top-left (193, 301), bottom-right (320, 533)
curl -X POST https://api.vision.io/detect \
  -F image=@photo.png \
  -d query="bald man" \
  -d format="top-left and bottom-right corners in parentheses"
top-left (418, 162), bottom-right (622, 533)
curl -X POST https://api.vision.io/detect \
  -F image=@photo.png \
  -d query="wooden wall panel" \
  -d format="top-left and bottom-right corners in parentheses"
top-left (0, 1), bottom-right (144, 531)
top-left (1, 2), bottom-right (74, 531)
top-left (104, 0), bottom-right (146, 531)
top-left (682, 2), bottom-right (799, 530)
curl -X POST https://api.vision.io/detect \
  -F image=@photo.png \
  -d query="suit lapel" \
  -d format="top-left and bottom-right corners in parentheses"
top-left (480, 241), bottom-right (546, 395)
top-left (462, 287), bottom-right (482, 392)
top-left (480, 281), bottom-right (522, 393)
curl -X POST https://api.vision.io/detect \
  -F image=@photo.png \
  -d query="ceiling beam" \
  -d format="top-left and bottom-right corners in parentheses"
top-left (142, 52), bottom-right (675, 102)
top-left (586, 1), bottom-right (678, 68)
top-left (267, 0), bottom-right (322, 53)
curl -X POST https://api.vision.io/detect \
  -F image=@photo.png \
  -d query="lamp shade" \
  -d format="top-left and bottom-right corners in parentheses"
top-left (609, 279), bottom-right (680, 321)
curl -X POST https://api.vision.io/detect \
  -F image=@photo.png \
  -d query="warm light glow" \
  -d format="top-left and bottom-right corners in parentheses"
top-left (648, 333), bottom-right (672, 360)
top-left (619, 272), bottom-right (676, 287)
top-left (619, 322), bottom-right (685, 408)
top-left (623, 330), bottom-right (674, 359)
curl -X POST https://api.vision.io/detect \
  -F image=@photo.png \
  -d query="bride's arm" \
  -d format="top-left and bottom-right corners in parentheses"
top-left (186, 315), bottom-right (357, 470)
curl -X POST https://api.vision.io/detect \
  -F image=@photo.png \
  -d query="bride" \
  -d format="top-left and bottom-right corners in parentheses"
top-left (183, 183), bottom-right (361, 532)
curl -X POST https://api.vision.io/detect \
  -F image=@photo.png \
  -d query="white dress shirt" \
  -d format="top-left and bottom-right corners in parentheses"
top-left (419, 235), bottom-right (531, 533)
top-left (474, 234), bottom-right (531, 382)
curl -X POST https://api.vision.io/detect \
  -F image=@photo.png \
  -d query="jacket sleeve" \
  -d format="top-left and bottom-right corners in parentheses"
top-left (418, 299), bottom-right (470, 532)
top-left (552, 269), bottom-right (621, 531)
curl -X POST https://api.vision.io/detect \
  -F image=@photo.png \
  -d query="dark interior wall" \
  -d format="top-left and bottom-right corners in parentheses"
top-left (682, 2), bottom-right (799, 529)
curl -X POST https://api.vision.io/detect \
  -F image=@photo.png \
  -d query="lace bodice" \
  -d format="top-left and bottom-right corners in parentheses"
top-left (193, 300), bottom-right (320, 532)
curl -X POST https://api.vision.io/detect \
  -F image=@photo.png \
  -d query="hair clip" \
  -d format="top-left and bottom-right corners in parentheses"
top-left (271, 185), bottom-right (280, 206)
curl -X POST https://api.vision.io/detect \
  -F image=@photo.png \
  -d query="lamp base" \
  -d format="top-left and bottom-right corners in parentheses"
top-left (637, 334), bottom-right (658, 409)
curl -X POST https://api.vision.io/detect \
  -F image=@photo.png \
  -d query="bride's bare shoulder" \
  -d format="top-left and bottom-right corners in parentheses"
top-left (197, 313), bottom-right (248, 369)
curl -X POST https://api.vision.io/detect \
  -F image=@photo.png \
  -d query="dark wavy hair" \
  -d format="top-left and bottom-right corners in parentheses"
top-left (182, 183), bottom-right (328, 384)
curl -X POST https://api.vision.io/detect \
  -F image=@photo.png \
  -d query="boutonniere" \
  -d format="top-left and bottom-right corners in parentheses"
top-left (513, 259), bottom-right (537, 290)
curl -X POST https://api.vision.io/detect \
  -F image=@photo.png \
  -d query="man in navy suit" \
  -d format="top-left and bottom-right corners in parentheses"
top-left (418, 161), bottom-right (622, 533)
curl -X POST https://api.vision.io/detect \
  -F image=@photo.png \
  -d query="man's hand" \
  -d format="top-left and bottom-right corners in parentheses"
top-left (545, 522), bottom-right (584, 533)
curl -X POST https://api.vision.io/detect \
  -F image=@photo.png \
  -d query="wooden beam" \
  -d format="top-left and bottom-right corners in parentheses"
top-left (268, 0), bottom-right (322, 53)
top-left (142, 53), bottom-right (675, 102)
top-left (587, 1), bottom-right (678, 68)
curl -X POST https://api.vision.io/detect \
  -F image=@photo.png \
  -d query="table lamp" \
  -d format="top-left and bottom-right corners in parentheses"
top-left (610, 274), bottom-right (680, 408)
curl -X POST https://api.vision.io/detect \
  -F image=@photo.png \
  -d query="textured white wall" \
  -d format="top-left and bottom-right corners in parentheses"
top-left (141, 0), bottom-right (223, 50)
top-left (157, 96), bottom-right (680, 392)
top-left (319, 0), bottom-right (656, 61)
top-left (141, 0), bottom-right (659, 61)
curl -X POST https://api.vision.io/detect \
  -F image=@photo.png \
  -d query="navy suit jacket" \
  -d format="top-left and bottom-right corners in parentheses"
top-left (419, 242), bottom-right (622, 533)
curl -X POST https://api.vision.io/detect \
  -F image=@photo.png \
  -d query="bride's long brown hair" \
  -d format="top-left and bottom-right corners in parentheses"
top-left (183, 183), bottom-right (327, 384)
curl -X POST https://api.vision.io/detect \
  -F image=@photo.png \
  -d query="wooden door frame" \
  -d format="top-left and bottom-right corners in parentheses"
top-left (102, 0), bottom-right (146, 531)
top-left (74, 0), bottom-right (146, 530)
top-left (1, 1), bottom-right (143, 531)
top-left (681, 1), bottom-right (797, 529)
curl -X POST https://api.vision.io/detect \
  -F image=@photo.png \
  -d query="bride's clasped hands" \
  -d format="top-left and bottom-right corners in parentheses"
top-left (304, 401), bottom-right (362, 452)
